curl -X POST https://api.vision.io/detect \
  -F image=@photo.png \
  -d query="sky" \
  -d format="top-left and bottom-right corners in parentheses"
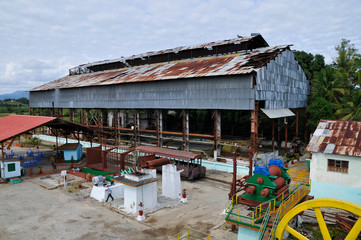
top-left (0, 0), bottom-right (360, 95)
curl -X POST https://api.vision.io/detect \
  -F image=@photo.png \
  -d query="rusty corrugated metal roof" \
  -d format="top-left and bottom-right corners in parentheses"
top-left (136, 145), bottom-right (203, 161)
top-left (31, 45), bottom-right (289, 92)
top-left (56, 143), bottom-right (80, 151)
top-left (72, 35), bottom-right (266, 70)
top-left (306, 120), bottom-right (361, 157)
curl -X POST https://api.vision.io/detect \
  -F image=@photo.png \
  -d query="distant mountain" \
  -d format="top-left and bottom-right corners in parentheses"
top-left (0, 91), bottom-right (29, 100)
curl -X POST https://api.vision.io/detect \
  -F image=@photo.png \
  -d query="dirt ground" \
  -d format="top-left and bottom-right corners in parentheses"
top-left (0, 170), bottom-right (238, 240)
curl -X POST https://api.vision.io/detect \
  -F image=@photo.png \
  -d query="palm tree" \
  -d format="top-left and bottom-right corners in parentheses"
top-left (311, 66), bottom-right (348, 108)
top-left (335, 89), bottom-right (361, 120)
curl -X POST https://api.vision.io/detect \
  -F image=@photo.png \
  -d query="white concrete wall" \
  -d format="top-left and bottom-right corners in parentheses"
top-left (90, 183), bottom-right (124, 202)
top-left (310, 152), bottom-right (361, 188)
top-left (162, 164), bottom-right (182, 199)
top-left (124, 182), bottom-right (157, 214)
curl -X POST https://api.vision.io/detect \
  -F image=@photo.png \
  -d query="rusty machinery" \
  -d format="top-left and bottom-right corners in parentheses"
top-left (130, 151), bottom-right (173, 170)
top-left (238, 159), bottom-right (291, 205)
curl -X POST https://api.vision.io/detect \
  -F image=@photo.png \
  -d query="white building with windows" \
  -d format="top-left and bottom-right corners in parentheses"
top-left (307, 120), bottom-right (361, 205)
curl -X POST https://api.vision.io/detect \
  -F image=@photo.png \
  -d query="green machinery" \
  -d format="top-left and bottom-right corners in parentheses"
top-left (240, 160), bottom-right (291, 204)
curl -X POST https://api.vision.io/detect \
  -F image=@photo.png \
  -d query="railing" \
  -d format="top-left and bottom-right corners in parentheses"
top-left (277, 183), bottom-right (310, 218)
top-left (224, 180), bottom-right (311, 235)
top-left (257, 183), bottom-right (311, 240)
top-left (224, 194), bottom-right (260, 229)
top-left (251, 186), bottom-right (289, 223)
top-left (257, 203), bottom-right (272, 239)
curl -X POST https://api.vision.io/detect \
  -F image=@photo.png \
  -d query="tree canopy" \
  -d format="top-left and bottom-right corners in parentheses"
top-left (296, 39), bottom-right (361, 132)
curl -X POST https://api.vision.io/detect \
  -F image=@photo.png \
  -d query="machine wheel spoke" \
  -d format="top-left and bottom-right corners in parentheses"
top-left (285, 225), bottom-right (309, 240)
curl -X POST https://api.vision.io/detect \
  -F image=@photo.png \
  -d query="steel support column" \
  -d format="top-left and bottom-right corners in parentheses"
top-left (83, 109), bottom-right (89, 126)
top-left (156, 110), bottom-right (163, 148)
top-left (182, 110), bottom-right (189, 151)
top-left (58, 108), bottom-right (63, 119)
top-left (82, 109), bottom-right (89, 141)
top-left (98, 109), bottom-right (104, 145)
top-left (113, 109), bottom-right (119, 146)
top-left (69, 108), bottom-right (74, 122)
top-left (69, 108), bottom-right (74, 139)
top-left (133, 109), bottom-right (140, 147)
top-left (250, 101), bottom-right (259, 152)
top-left (39, 108), bottom-right (43, 134)
top-left (213, 109), bottom-right (221, 159)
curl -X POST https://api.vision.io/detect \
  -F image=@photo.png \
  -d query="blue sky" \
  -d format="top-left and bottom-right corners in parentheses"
top-left (0, 0), bottom-right (360, 95)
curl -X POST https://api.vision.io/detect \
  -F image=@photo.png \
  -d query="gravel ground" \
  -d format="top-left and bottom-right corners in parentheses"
top-left (0, 170), bottom-right (237, 240)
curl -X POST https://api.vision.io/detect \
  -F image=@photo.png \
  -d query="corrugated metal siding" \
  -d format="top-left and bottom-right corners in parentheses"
top-left (30, 75), bottom-right (255, 110)
top-left (255, 50), bottom-right (309, 109)
top-left (29, 90), bottom-right (55, 108)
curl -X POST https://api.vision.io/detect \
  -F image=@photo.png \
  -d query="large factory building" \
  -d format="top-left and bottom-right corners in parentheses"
top-left (29, 34), bottom-right (309, 157)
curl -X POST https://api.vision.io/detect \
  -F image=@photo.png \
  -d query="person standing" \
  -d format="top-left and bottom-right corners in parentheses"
top-left (106, 186), bottom-right (114, 202)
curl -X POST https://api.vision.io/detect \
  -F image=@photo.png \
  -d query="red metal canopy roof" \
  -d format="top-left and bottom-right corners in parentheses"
top-left (136, 145), bottom-right (203, 161)
top-left (0, 115), bottom-right (57, 143)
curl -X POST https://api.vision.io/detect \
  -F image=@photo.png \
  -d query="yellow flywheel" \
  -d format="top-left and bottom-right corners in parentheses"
top-left (275, 198), bottom-right (361, 240)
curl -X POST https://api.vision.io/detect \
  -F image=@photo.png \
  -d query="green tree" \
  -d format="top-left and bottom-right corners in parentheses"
top-left (307, 97), bottom-right (334, 131)
top-left (335, 89), bottom-right (361, 120)
top-left (311, 66), bottom-right (348, 107)
top-left (334, 39), bottom-right (361, 86)
top-left (294, 51), bottom-right (325, 80)
top-left (17, 97), bottom-right (29, 105)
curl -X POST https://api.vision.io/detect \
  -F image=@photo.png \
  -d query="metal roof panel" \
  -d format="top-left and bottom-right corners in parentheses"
top-left (0, 115), bottom-right (57, 142)
top-left (307, 120), bottom-right (361, 157)
top-left (31, 45), bottom-right (290, 92)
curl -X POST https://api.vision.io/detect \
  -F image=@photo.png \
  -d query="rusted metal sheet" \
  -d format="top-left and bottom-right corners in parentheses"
top-left (136, 145), bottom-right (203, 161)
top-left (31, 45), bottom-right (290, 92)
top-left (56, 143), bottom-right (80, 151)
top-left (306, 120), bottom-right (361, 157)
top-left (70, 35), bottom-right (266, 73)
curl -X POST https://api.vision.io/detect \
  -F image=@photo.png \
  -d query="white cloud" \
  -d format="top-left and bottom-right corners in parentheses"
top-left (0, 0), bottom-right (360, 94)
top-left (0, 59), bottom-right (74, 93)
